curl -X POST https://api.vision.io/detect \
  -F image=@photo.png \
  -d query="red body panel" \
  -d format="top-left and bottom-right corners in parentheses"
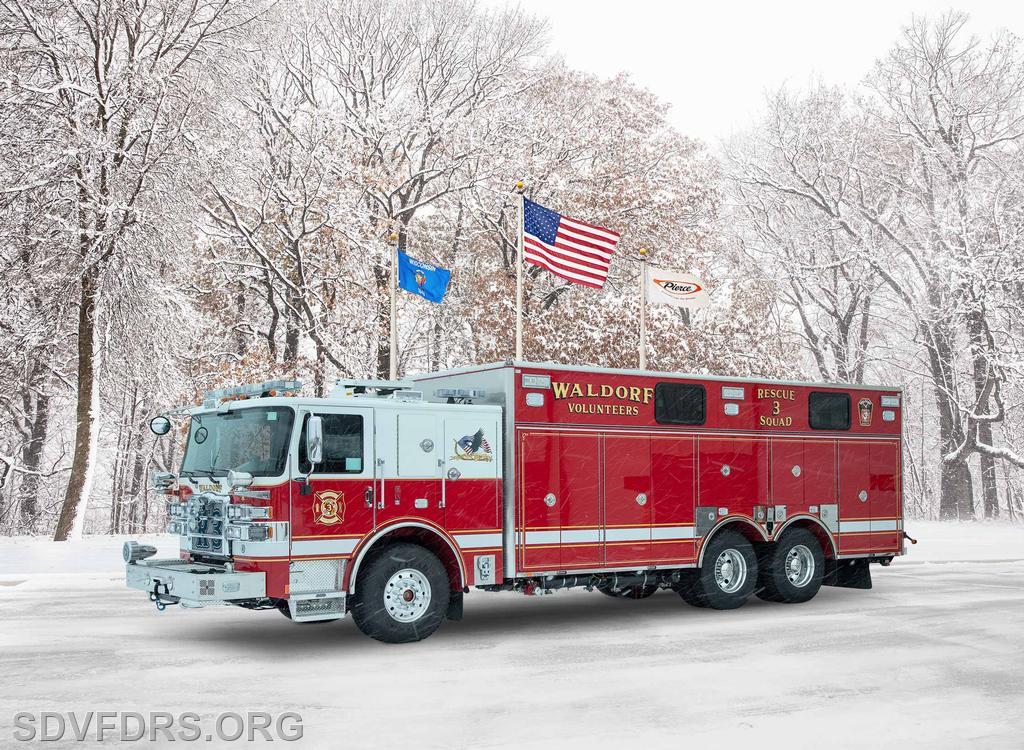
top-left (511, 365), bottom-right (903, 575)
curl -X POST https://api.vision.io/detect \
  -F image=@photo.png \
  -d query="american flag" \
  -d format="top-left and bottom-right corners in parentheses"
top-left (522, 198), bottom-right (620, 288)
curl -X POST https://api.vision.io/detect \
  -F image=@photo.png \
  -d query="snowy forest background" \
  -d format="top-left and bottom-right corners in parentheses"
top-left (1, 1), bottom-right (1023, 539)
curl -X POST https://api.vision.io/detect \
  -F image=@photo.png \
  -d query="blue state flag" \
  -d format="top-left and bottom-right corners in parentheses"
top-left (397, 250), bottom-right (451, 304)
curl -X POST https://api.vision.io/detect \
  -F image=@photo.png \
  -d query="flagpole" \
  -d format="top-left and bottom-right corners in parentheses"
top-left (515, 181), bottom-right (525, 361)
top-left (389, 231), bottom-right (399, 380)
top-left (638, 247), bottom-right (648, 370)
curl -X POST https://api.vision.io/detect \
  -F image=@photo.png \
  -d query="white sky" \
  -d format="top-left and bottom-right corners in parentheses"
top-left (483, 1), bottom-right (1024, 144)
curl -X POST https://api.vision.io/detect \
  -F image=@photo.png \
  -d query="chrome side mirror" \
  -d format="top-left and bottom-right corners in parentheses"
top-left (226, 469), bottom-right (254, 488)
top-left (149, 416), bottom-right (171, 436)
top-left (307, 415), bottom-right (324, 465)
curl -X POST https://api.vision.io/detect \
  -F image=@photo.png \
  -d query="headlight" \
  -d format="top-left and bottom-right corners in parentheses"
top-left (247, 525), bottom-right (270, 542)
top-left (225, 523), bottom-right (270, 542)
top-left (167, 521), bottom-right (183, 535)
top-left (227, 503), bottom-right (270, 520)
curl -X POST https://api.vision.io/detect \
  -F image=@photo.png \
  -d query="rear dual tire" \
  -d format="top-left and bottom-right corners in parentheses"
top-left (677, 530), bottom-right (758, 609)
top-left (756, 528), bottom-right (824, 603)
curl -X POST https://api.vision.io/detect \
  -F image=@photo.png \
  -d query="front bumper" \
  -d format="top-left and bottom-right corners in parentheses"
top-left (126, 559), bottom-right (266, 605)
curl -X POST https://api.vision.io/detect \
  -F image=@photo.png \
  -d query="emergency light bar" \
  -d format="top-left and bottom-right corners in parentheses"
top-left (329, 379), bottom-right (416, 398)
top-left (203, 379), bottom-right (302, 407)
top-left (436, 388), bottom-right (486, 403)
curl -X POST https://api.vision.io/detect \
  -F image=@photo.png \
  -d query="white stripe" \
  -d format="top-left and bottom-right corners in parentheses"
top-left (870, 519), bottom-right (899, 532)
top-left (454, 533), bottom-right (503, 549)
top-left (292, 539), bottom-right (359, 555)
top-left (652, 526), bottom-right (696, 541)
top-left (233, 541), bottom-right (290, 557)
top-left (605, 528), bottom-right (649, 542)
top-left (839, 521), bottom-right (871, 533)
top-left (562, 529), bottom-right (602, 543)
top-left (524, 530), bottom-right (560, 545)
top-left (559, 216), bottom-right (620, 243)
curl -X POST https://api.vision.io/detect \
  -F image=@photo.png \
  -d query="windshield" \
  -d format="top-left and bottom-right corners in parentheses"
top-left (180, 407), bottom-right (294, 478)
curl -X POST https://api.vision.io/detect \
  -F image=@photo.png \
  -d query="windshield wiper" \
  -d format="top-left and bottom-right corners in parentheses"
top-left (181, 468), bottom-right (225, 479)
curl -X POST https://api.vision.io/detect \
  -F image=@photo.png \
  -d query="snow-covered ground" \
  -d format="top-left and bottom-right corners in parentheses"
top-left (1, 521), bottom-right (1022, 748)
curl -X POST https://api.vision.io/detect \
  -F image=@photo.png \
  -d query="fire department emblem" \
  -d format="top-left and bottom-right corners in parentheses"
top-left (452, 428), bottom-right (493, 462)
top-left (858, 397), bottom-right (874, 427)
top-left (313, 490), bottom-right (344, 526)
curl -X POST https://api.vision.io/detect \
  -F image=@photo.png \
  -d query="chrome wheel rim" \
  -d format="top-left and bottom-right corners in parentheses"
top-left (383, 568), bottom-right (432, 623)
top-left (713, 549), bottom-right (748, 593)
top-left (785, 544), bottom-right (815, 588)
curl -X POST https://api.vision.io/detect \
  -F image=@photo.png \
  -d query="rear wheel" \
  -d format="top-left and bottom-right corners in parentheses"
top-left (599, 584), bottom-right (658, 600)
top-left (350, 543), bottom-right (448, 643)
top-left (756, 528), bottom-right (824, 603)
top-left (679, 530), bottom-right (757, 609)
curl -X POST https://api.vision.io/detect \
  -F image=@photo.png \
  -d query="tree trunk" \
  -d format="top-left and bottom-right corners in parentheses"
top-left (373, 262), bottom-right (390, 378)
top-left (54, 267), bottom-right (100, 541)
top-left (313, 342), bottom-right (326, 397)
top-left (18, 388), bottom-right (50, 528)
top-left (977, 421), bottom-right (999, 519)
top-left (939, 456), bottom-right (974, 521)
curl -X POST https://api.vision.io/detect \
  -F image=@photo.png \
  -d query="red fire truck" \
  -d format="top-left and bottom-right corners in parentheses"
top-left (125, 362), bottom-right (907, 643)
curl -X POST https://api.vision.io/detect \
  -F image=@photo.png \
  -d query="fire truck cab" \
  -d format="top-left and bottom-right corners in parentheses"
top-left (125, 362), bottom-right (906, 643)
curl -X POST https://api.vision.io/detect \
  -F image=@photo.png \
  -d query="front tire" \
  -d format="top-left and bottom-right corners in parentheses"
top-left (756, 528), bottom-right (824, 603)
top-left (681, 530), bottom-right (758, 609)
top-left (350, 543), bottom-right (449, 643)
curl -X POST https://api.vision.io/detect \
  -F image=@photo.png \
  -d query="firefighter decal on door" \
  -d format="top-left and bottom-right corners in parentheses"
top-left (312, 490), bottom-right (345, 525)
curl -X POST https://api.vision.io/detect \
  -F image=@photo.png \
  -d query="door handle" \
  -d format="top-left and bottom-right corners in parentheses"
top-left (635, 493), bottom-right (648, 506)
top-left (364, 487), bottom-right (373, 509)
top-left (447, 468), bottom-right (461, 481)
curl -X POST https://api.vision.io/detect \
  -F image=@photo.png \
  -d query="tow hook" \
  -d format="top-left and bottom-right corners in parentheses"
top-left (902, 531), bottom-right (918, 545)
top-left (149, 582), bottom-right (172, 611)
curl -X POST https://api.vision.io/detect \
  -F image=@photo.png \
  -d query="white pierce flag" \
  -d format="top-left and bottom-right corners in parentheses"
top-left (645, 267), bottom-right (710, 308)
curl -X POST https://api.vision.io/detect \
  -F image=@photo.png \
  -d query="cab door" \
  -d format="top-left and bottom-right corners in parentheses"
top-left (291, 406), bottom-right (375, 556)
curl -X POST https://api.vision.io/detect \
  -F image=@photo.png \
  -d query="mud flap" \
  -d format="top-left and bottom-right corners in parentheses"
top-left (823, 558), bottom-right (872, 589)
top-left (446, 589), bottom-right (464, 621)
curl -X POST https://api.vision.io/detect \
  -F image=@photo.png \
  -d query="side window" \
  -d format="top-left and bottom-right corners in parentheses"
top-left (299, 413), bottom-right (365, 474)
top-left (809, 392), bottom-right (851, 430)
top-left (654, 383), bottom-right (706, 425)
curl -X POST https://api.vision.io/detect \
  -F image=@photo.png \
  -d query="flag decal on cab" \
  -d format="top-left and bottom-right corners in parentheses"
top-left (451, 428), bottom-right (493, 462)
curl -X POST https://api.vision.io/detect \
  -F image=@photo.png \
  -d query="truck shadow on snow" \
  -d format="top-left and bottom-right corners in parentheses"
top-left (188, 587), bottom-right (846, 653)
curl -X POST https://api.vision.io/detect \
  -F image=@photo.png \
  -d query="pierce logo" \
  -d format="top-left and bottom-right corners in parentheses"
top-left (654, 278), bottom-right (703, 297)
top-left (313, 490), bottom-right (344, 526)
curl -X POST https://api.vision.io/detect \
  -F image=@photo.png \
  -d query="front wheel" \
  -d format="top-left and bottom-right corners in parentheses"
top-left (756, 528), bottom-right (824, 603)
top-left (350, 543), bottom-right (449, 643)
top-left (681, 530), bottom-right (758, 609)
